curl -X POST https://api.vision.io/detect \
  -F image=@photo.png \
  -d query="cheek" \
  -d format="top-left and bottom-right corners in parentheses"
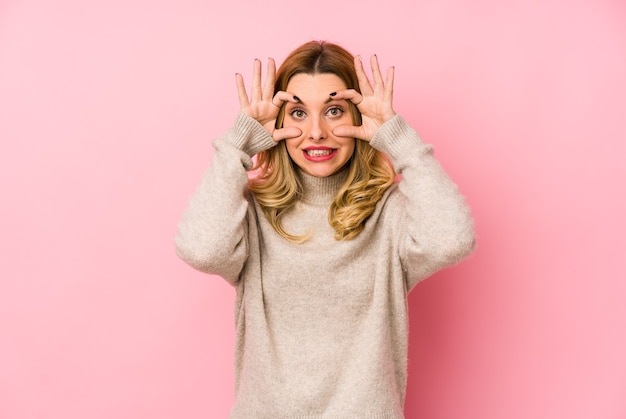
top-left (339, 110), bottom-right (355, 125)
top-left (282, 117), bottom-right (307, 136)
top-left (281, 116), bottom-right (294, 127)
top-left (346, 141), bottom-right (356, 156)
top-left (339, 138), bottom-right (356, 151)
top-left (285, 139), bottom-right (300, 159)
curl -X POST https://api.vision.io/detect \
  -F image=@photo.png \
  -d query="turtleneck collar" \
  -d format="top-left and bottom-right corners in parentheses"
top-left (297, 166), bottom-right (350, 205)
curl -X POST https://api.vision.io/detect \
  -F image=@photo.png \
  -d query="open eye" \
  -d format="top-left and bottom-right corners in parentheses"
top-left (326, 106), bottom-right (344, 118)
top-left (290, 109), bottom-right (306, 120)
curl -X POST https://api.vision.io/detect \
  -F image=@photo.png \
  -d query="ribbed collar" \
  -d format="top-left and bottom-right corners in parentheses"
top-left (297, 166), bottom-right (349, 205)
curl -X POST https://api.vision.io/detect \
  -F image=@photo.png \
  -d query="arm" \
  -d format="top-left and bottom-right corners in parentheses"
top-left (332, 54), bottom-right (475, 290)
top-left (370, 115), bottom-right (476, 290)
top-left (176, 58), bottom-right (301, 284)
top-left (175, 112), bottom-right (276, 284)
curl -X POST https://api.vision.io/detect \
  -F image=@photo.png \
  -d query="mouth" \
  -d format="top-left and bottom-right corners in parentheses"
top-left (303, 147), bottom-right (337, 161)
top-left (305, 149), bottom-right (334, 157)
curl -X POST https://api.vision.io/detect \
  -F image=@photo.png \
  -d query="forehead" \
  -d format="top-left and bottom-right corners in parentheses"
top-left (286, 73), bottom-right (347, 97)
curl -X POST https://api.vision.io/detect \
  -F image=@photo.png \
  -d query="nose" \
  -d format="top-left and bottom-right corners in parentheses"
top-left (308, 116), bottom-right (327, 142)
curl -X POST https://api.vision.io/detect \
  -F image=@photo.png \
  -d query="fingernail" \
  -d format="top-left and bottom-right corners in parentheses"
top-left (329, 92), bottom-right (337, 97)
top-left (293, 95), bottom-right (300, 102)
top-left (357, 55), bottom-right (362, 61)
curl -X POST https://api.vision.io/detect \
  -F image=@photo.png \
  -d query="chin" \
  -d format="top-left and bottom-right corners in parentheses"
top-left (306, 162), bottom-right (351, 178)
top-left (301, 166), bottom-right (332, 177)
top-left (307, 170), bottom-right (334, 178)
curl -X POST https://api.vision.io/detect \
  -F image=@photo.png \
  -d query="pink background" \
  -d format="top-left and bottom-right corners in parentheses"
top-left (1, 0), bottom-right (625, 418)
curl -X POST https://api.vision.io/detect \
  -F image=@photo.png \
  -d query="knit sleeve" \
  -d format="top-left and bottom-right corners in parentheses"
top-left (175, 112), bottom-right (276, 285)
top-left (369, 114), bottom-right (476, 291)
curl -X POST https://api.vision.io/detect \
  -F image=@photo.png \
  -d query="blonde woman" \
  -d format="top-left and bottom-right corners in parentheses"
top-left (176, 40), bottom-right (475, 418)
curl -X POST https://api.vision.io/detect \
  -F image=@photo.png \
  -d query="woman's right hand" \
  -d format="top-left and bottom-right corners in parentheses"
top-left (235, 58), bottom-right (301, 142)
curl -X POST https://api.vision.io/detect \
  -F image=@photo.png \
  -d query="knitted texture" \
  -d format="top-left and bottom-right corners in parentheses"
top-left (176, 112), bottom-right (475, 418)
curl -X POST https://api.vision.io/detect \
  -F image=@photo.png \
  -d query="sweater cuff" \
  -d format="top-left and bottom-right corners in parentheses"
top-left (228, 112), bottom-right (278, 157)
top-left (369, 114), bottom-right (432, 163)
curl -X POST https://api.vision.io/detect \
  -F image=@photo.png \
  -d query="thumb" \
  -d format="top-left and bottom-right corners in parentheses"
top-left (333, 125), bottom-right (367, 141)
top-left (272, 126), bottom-right (302, 142)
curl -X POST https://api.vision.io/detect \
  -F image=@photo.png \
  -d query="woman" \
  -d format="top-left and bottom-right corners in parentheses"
top-left (176, 40), bottom-right (475, 418)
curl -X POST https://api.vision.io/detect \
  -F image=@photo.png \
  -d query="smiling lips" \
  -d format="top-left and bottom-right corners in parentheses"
top-left (303, 147), bottom-right (337, 161)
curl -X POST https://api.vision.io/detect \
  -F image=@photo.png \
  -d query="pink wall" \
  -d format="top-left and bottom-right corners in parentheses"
top-left (1, 0), bottom-right (624, 418)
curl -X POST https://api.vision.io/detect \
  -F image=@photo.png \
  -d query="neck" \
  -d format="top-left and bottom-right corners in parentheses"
top-left (297, 166), bottom-right (349, 205)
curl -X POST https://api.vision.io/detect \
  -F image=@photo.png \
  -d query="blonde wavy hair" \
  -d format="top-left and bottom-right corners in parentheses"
top-left (249, 41), bottom-right (395, 243)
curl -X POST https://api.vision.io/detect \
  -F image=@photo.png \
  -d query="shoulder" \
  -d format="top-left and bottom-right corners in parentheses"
top-left (370, 182), bottom-right (406, 226)
top-left (379, 182), bottom-right (403, 208)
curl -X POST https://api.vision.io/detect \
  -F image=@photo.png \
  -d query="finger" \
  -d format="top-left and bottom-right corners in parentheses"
top-left (272, 126), bottom-right (302, 142)
top-left (235, 73), bottom-right (250, 109)
top-left (370, 54), bottom-right (385, 95)
top-left (272, 90), bottom-right (299, 108)
top-left (354, 55), bottom-right (373, 96)
top-left (332, 124), bottom-right (369, 141)
top-left (263, 58), bottom-right (276, 101)
top-left (251, 58), bottom-right (262, 102)
top-left (384, 66), bottom-right (395, 103)
top-left (329, 89), bottom-right (363, 106)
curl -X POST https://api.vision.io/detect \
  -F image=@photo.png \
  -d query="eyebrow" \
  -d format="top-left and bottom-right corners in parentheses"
top-left (293, 96), bottom-right (336, 106)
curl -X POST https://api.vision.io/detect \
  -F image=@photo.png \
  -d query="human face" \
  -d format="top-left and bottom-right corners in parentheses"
top-left (282, 73), bottom-right (355, 177)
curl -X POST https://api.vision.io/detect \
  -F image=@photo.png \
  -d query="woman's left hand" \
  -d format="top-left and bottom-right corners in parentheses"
top-left (331, 54), bottom-right (396, 142)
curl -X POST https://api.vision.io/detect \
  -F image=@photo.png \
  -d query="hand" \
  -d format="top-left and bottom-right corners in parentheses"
top-left (235, 58), bottom-right (301, 142)
top-left (331, 54), bottom-right (396, 142)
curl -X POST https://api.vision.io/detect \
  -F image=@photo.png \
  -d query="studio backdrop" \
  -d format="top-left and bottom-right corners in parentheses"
top-left (1, 0), bottom-right (625, 418)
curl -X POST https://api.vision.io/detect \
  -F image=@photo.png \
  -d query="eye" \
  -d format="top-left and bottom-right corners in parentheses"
top-left (326, 106), bottom-right (344, 118)
top-left (289, 108), bottom-right (306, 120)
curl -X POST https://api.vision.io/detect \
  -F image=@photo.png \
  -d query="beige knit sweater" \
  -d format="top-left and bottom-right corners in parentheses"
top-left (175, 112), bottom-right (475, 418)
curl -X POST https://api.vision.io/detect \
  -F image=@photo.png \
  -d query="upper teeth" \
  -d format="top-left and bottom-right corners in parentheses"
top-left (306, 149), bottom-right (332, 156)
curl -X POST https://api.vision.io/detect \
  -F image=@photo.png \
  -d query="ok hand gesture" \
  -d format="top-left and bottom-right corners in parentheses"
top-left (235, 58), bottom-right (301, 142)
top-left (331, 55), bottom-right (396, 142)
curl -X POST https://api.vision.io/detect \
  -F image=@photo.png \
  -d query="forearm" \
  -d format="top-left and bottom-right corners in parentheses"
top-left (175, 113), bottom-right (276, 283)
top-left (370, 115), bottom-right (476, 287)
